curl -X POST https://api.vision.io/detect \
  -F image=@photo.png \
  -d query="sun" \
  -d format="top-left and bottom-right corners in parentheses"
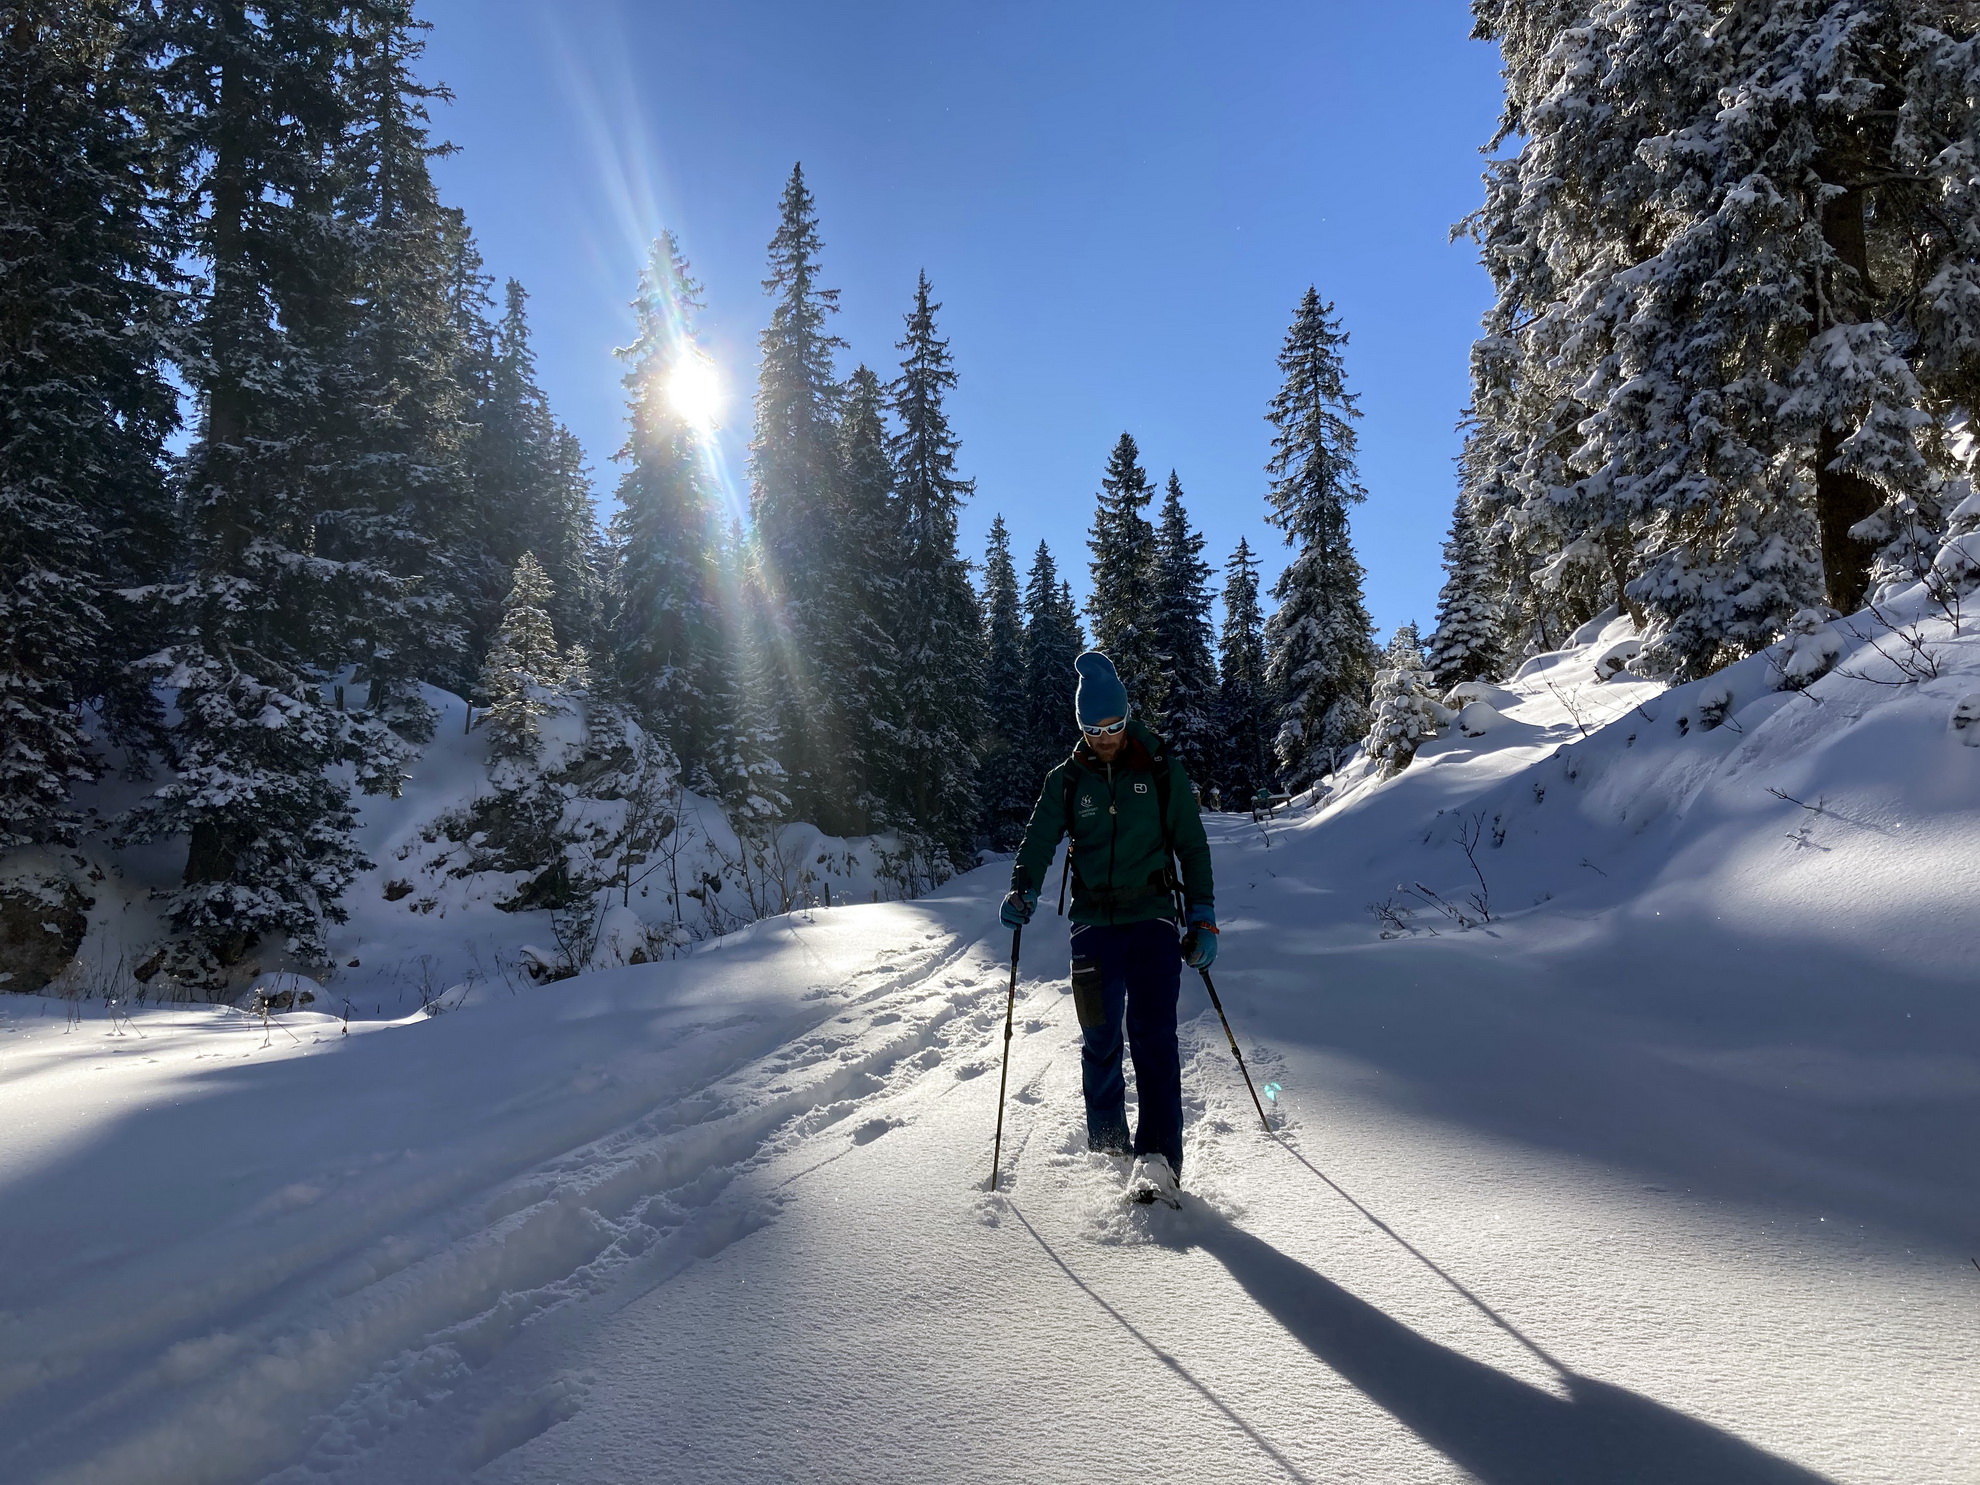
top-left (666, 353), bottom-right (722, 429)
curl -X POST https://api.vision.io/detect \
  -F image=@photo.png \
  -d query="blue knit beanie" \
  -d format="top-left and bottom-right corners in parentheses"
top-left (1074, 650), bottom-right (1130, 727)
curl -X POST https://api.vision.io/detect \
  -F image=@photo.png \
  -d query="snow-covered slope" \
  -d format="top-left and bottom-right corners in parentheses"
top-left (8, 683), bottom-right (936, 1015)
top-left (2, 607), bottom-right (1976, 1483)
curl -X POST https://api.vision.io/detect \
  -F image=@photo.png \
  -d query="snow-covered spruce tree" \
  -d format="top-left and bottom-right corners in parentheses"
top-left (123, 0), bottom-right (408, 981)
top-left (1457, 0), bottom-right (1684, 659)
top-left (1150, 472), bottom-right (1220, 789)
top-left (0, 1), bottom-right (178, 845)
top-left (750, 164), bottom-right (845, 823)
top-left (1465, 2), bottom-right (1980, 681)
top-left (1086, 433), bottom-right (1164, 713)
top-left (1215, 538), bottom-right (1273, 805)
top-left (1262, 289), bottom-right (1376, 790)
top-left (1366, 622), bottom-right (1448, 775)
top-left (888, 273), bottom-right (983, 870)
top-left (818, 365), bottom-right (905, 833)
top-left (1426, 492), bottom-right (1504, 690)
top-left (976, 516), bottom-right (1031, 850)
top-left (606, 235), bottom-right (726, 787)
top-left (477, 280), bottom-right (599, 659)
top-left (1022, 541), bottom-right (1084, 789)
top-left (320, 3), bottom-right (481, 727)
top-left (478, 553), bottom-right (581, 769)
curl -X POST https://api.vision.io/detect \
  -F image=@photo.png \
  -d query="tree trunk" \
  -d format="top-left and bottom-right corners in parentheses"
top-left (1813, 184), bottom-right (1880, 616)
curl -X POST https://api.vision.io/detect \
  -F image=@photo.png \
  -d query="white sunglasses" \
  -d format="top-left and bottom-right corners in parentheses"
top-left (1079, 718), bottom-right (1128, 737)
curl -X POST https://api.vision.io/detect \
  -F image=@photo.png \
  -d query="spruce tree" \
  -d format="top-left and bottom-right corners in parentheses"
top-left (1465, 2), bottom-right (1980, 680)
top-left (1150, 472), bottom-right (1219, 786)
top-left (1366, 622), bottom-right (1446, 775)
top-left (125, 0), bottom-right (407, 979)
top-left (750, 164), bottom-right (844, 820)
top-left (0, 1), bottom-right (178, 844)
top-left (888, 273), bottom-right (982, 869)
top-left (606, 236), bottom-right (723, 784)
top-left (1262, 289), bottom-right (1376, 790)
top-left (1426, 494), bottom-right (1503, 690)
top-left (977, 517), bottom-right (1030, 849)
top-left (479, 553), bottom-right (578, 767)
top-left (1022, 542), bottom-right (1084, 788)
top-left (821, 365), bottom-right (905, 832)
top-left (1086, 433), bottom-right (1162, 712)
top-left (322, 2), bottom-right (478, 724)
top-left (478, 280), bottom-right (599, 658)
top-left (1215, 538), bottom-right (1273, 805)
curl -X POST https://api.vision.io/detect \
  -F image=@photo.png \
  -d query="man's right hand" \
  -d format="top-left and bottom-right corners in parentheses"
top-left (1000, 889), bottom-right (1038, 930)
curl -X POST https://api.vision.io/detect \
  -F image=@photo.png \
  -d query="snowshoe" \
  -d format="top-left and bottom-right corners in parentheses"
top-left (1127, 1153), bottom-right (1182, 1208)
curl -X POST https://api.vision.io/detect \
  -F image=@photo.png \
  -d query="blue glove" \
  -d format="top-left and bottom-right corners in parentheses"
top-left (1181, 904), bottom-right (1218, 969)
top-left (1000, 888), bottom-right (1038, 930)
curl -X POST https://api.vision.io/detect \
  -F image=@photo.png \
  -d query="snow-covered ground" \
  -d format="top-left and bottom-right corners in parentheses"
top-left (3, 609), bottom-right (1977, 1483)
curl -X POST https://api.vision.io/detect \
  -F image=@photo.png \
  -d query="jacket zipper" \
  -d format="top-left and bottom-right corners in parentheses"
top-left (1105, 760), bottom-right (1119, 924)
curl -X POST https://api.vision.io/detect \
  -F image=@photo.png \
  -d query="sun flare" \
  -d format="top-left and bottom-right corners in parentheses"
top-left (667, 353), bottom-right (722, 428)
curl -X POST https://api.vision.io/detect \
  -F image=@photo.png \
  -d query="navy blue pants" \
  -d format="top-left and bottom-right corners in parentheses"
top-left (1069, 918), bottom-right (1183, 1176)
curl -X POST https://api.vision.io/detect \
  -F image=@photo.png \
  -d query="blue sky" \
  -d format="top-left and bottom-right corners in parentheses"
top-left (417, 0), bottom-right (1506, 641)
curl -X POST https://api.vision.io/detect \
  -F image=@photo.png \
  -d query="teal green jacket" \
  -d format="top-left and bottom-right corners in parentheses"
top-left (1013, 719), bottom-right (1214, 926)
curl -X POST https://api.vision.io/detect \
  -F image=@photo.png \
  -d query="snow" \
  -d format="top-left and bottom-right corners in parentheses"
top-left (3, 610), bottom-right (1978, 1482)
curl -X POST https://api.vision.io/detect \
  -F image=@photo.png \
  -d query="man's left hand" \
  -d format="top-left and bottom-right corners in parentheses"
top-left (1181, 905), bottom-right (1218, 970)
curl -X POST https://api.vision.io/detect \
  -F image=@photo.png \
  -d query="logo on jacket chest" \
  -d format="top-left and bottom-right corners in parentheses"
top-left (1077, 792), bottom-right (1099, 816)
top-left (1133, 780), bottom-right (1149, 795)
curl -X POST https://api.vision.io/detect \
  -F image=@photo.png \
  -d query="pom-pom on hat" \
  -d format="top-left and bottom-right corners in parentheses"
top-left (1074, 650), bottom-right (1130, 727)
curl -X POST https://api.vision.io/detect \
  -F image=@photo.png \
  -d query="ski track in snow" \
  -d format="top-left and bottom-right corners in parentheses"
top-left (5, 615), bottom-right (1980, 1482)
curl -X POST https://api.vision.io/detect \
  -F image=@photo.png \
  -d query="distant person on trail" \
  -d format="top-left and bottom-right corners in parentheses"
top-left (999, 651), bottom-right (1216, 1206)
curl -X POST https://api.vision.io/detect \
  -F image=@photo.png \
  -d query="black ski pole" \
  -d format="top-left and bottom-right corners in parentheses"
top-left (1198, 966), bottom-right (1272, 1133)
top-left (988, 924), bottom-right (1023, 1191)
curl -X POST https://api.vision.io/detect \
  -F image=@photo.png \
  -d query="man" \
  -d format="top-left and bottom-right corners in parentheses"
top-left (1001, 651), bottom-right (1217, 1205)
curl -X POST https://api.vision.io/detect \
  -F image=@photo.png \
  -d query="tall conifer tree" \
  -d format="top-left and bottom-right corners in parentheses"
top-left (821, 365), bottom-right (905, 832)
top-left (1216, 538), bottom-right (1273, 805)
top-left (128, 0), bottom-right (406, 978)
top-left (750, 164), bottom-right (844, 819)
top-left (977, 516), bottom-right (1029, 849)
top-left (1022, 542), bottom-right (1083, 789)
top-left (1262, 289), bottom-right (1376, 790)
top-left (888, 273), bottom-right (981, 869)
top-left (607, 235), bottom-right (723, 783)
top-left (477, 280), bottom-right (598, 658)
top-left (323, 3), bottom-right (477, 723)
top-left (1086, 433), bottom-right (1162, 712)
top-left (0, 1), bottom-right (178, 844)
top-left (1150, 472), bottom-right (1219, 783)
top-left (1466, 2), bottom-right (1980, 679)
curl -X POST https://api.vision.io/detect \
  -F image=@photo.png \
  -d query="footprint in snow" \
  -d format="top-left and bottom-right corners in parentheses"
top-left (851, 1118), bottom-right (899, 1145)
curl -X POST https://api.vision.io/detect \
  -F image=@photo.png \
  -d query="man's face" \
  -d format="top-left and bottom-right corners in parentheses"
top-left (1085, 717), bottom-right (1128, 761)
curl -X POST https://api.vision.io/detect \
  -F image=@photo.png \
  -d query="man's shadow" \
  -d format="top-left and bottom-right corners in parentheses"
top-left (1189, 1204), bottom-right (1829, 1483)
top-left (1015, 1144), bottom-right (1835, 1485)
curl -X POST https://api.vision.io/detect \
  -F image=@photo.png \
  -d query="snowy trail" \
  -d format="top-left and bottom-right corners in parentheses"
top-left (6, 764), bottom-right (1979, 1480)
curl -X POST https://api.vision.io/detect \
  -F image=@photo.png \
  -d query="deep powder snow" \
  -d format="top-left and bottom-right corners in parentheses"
top-left (1, 612), bottom-right (1976, 1484)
